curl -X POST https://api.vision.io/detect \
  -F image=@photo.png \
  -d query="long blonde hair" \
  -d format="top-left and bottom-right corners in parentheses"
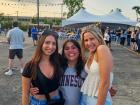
top-left (81, 27), bottom-right (106, 57)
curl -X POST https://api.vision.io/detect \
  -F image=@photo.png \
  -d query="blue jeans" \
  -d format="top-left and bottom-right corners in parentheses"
top-left (138, 39), bottom-right (140, 52)
top-left (79, 94), bottom-right (112, 105)
top-left (30, 96), bottom-right (47, 105)
top-left (30, 96), bottom-right (60, 105)
top-left (116, 36), bottom-right (120, 44)
top-left (127, 36), bottom-right (131, 46)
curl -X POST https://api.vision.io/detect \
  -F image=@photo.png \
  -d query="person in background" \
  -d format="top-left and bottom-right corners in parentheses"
top-left (104, 30), bottom-right (110, 47)
top-left (120, 29), bottom-right (126, 46)
top-left (76, 28), bottom-right (81, 40)
top-left (22, 29), bottom-right (62, 105)
top-left (115, 27), bottom-right (121, 45)
top-left (80, 28), bottom-right (114, 105)
top-left (126, 29), bottom-right (131, 46)
top-left (5, 21), bottom-right (25, 76)
top-left (108, 30), bottom-right (112, 50)
top-left (131, 30), bottom-right (137, 51)
top-left (28, 27), bottom-right (31, 37)
top-left (31, 26), bottom-right (38, 46)
top-left (136, 29), bottom-right (140, 53)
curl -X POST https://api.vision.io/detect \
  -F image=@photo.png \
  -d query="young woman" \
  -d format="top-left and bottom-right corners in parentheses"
top-left (131, 30), bottom-right (138, 51)
top-left (80, 28), bottom-right (113, 105)
top-left (103, 30), bottom-right (110, 47)
top-left (22, 29), bottom-right (62, 105)
top-left (30, 39), bottom-right (87, 105)
top-left (59, 39), bottom-right (87, 105)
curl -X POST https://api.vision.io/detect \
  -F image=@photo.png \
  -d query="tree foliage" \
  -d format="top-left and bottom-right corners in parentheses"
top-left (132, 6), bottom-right (140, 21)
top-left (0, 13), bottom-right (4, 22)
top-left (132, 6), bottom-right (140, 15)
top-left (64, 0), bottom-right (84, 18)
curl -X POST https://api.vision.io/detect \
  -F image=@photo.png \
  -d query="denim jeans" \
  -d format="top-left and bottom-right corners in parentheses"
top-left (138, 39), bottom-right (140, 52)
top-left (30, 96), bottom-right (47, 105)
top-left (30, 95), bottom-right (60, 105)
top-left (116, 36), bottom-right (120, 44)
top-left (79, 94), bottom-right (112, 105)
top-left (127, 36), bottom-right (131, 46)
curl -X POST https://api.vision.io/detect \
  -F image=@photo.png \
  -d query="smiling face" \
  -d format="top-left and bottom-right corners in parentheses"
top-left (64, 41), bottom-right (80, 62)
top-left (42, 35), bottom-right (56, 56)
top-left (83, 32), bottom-right (100, 53)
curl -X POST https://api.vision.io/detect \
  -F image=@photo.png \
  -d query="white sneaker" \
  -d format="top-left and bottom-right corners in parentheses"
top-left (4, 70), bottom-right (13, 76)
top-left (20, 68), bottom-right (23, 73)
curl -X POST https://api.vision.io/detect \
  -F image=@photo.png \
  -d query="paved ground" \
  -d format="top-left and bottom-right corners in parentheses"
top-left (0, 34), bottom-right (140, 105)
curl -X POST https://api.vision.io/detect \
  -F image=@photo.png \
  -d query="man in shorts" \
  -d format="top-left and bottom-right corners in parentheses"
top-left (5, 21), bottom-right (25, 76)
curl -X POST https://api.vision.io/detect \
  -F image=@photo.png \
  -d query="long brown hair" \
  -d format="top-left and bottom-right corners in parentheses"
top-left (25, 29), bottom-right (61, 80)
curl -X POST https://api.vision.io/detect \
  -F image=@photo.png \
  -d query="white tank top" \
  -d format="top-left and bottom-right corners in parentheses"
top-left (81, 59), bottom-right (113, 101)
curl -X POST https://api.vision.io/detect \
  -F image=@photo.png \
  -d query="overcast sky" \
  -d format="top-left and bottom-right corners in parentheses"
top-left (1, 0), bottom-right (140, 20)
top-left (83, 0), bottom-right (140, 21)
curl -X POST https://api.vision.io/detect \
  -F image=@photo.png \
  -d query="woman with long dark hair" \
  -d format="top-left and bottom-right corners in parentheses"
top-left (22, 29), bottom-right (62, 105)
top-left (59, 39), bottom-right (86, 105)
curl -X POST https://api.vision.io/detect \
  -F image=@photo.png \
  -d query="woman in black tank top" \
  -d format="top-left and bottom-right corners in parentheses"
top-left (22, 29), bottom-right (62, 105)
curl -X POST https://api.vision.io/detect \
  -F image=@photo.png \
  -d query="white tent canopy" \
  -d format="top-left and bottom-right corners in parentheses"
top-left (62, 8), bottom-right (137, 27)
top-left (100, 9), bottom-right (137, 26)
top-left (62, 8), bottom-right (100, 27)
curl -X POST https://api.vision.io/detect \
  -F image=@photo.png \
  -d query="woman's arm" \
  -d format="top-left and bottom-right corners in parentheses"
top-left (22, 76), bottom-right (31, 105)
top-left (96, 45), bottom-right (113, 105)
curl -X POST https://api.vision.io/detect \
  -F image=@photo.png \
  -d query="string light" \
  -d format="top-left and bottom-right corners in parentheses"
top-left (0, 0), bottom-right (64, 17)
top-left (0, 0), bottom-right (63, 6)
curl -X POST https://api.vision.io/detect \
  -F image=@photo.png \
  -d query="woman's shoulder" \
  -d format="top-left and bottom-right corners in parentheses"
top-left (22, 61), bottom-right (33, 78)
top-left (24, 61), bottom-right (32, 69)
top-left (96, 45), bottom-right (111, 57)
top-left (97, 45), bottom-right (109, 51)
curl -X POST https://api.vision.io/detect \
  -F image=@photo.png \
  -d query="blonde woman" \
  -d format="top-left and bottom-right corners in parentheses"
top-left (80, 28), bottom-right (113, 105)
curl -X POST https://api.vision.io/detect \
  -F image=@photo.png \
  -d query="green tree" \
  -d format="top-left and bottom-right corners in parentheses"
top-left (132, 6), bottom-right (140, 21)
top-left (31, 17), bottom-right (37, 24)
top-left (44, 19), bottom-right (52, 25)
top-left (0, 13), bottom-right (4, 22)
top-left (0, 13), bottom-right (13, 29)
top-left (55, 18), bottom-right (61, 25)
top-left (64, 0), bottom-right (84, 18)
top-left (2, 21), bottom-right (12, 29)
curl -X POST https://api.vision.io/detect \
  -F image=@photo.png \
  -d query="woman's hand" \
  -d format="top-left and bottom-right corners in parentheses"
top-left (109, 85), bottom-right (118, 97)
top-left (30, 87), bottom-right (39, 96)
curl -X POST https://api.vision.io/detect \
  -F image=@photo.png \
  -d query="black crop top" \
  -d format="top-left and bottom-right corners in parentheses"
top-left (22, 64), bottom-right (59, 95)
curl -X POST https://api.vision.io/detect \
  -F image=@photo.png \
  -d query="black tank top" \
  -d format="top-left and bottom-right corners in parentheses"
top-left (22, 64), bottom-right (59, 95)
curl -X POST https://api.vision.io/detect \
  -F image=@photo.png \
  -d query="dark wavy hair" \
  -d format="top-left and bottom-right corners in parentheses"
top-left (61, 39), bottom-right (84, 77)
top-left (25, 29), bottom-right (61, 80)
